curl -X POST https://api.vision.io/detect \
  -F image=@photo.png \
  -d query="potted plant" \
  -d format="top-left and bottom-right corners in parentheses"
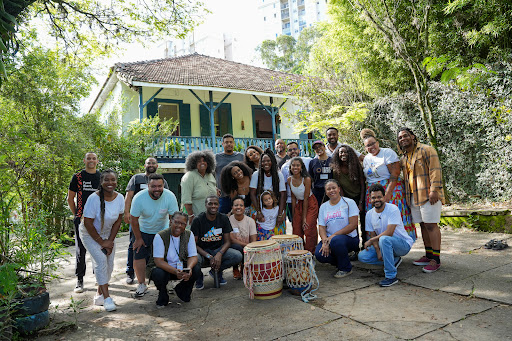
top-left (0, 201), bottom-right (65, 338)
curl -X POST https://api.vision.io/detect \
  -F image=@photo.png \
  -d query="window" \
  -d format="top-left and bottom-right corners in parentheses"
top-left (158, 103), bottom-right (180, 136)
top-left (274, 13), bottom-right (277, 18)
top-left (264, 16), bottom-right (266, 21)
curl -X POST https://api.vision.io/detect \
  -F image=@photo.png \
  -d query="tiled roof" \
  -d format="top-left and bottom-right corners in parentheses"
top-left (114, 53), bottom-right (304, 94)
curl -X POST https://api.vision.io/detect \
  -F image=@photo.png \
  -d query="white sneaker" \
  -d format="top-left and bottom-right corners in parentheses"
top-left (134, 283), bottom-right (148, 298)
top-left (93, 294), bottom-right (104, 306)
top-left (104, 297), bottom-right (116, 312)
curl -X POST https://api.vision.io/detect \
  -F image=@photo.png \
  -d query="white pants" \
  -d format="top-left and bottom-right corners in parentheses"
top-left (80, 228), bottom-right (115, 286)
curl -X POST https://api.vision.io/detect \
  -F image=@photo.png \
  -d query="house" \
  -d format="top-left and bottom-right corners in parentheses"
top-left (89, 53), bottom-right (316, 198)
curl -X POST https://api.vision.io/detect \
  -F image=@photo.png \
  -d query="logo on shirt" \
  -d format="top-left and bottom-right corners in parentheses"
top-left (324, 211), bottom-right (347, 225)
top-left (201, 227), bottom-right (222, 243)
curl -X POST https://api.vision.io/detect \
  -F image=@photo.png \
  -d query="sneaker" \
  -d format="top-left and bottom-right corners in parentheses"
top-left (134, 283), bottom-right (148, 298)
top-left (74, 279), bottom-right (84, 293)
top-left (156, 289), bottom-right (169, 307)
top-left (126, 273), bottom-right (135, 285)
top-left (209, 270), bottom-right (227, 285)
top-left (380, 277), bottom-right (399, 287)
top-left (103, 297), bottom-right (117, 312)
top-left (413, 256), bottom-right (431, 266)
top-left (334, 270), bottom-right (352, 278)
top-left (422, 260), bottom-right (441, 273)
top-left (232, 267), bottom-right (242, 280)
top-left (195, 273), bottom-right (204, 290)
top-left (93, 294), bottom-right (104, 306)
top-left (395, 257), bottom-right (403, 268)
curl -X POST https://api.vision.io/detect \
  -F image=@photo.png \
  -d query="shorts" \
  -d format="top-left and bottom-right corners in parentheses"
top-left (131, 231), bottom-right (156, 260)
top-left (410, 195), bottom-right (442, 224)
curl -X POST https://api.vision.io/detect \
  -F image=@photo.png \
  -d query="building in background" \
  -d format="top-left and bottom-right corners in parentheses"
top-left (258, 0), bottom-right (328, 40)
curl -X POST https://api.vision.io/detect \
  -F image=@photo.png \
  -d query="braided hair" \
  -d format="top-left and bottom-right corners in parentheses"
top-left (396, 127), bottom-right (418, 153)
top-left (257, 148), bottom-right (280, 201)
top-left (330, 145), bottom-right (363, 183)
top-left (98, 169), bottom-right (117, 232)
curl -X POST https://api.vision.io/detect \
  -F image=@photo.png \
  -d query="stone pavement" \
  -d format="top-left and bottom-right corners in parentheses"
top-left (38, 226), bottom-right (512, 341)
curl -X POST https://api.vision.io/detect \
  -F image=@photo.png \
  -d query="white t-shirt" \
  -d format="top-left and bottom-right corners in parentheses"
top-left (281, 157), bottom-right (312, 203)
top-left (250, 170), bottom-right (286, 192)
top-left (365, 203), bottom-right (414, 247)
top-left (325, 142), bottom-right (362, 158)
top-left (363, 148), bottom-right (399, 184)
top-left (258, 206), bottom-right (279, 230)
top-left (229, 215), bottom-right (257, 244)
top-left (81, 192), bottom-right (124, 235)
top-left (153, 231), bottom-right (198, 268)
top-left (318, 197), bottom-right (359, 238)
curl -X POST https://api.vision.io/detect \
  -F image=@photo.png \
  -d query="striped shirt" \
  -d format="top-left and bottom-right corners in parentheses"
top-left (400, 143), bottom-right (445, 206)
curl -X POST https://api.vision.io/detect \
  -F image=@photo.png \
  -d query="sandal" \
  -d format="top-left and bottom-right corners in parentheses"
top-left (492, 240), bottom-right (509, 250)
top-left (484, 239), bottom-right (497, 249)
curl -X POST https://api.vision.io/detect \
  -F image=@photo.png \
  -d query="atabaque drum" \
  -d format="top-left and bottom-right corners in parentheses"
top-left (243, 240), bottom-right (283, 300)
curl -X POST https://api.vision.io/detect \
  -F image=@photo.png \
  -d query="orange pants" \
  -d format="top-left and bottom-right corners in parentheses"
top-left (292, 195), bottom-right (318, 254)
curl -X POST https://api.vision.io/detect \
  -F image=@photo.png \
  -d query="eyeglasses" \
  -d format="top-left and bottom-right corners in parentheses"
top-left (288, 147), bottom-right (298, 151)
top-left (365, 141), bottom-right (377, 148)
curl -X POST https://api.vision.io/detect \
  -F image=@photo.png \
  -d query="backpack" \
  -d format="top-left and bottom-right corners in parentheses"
top-left (146, 228), bottom-right (191, 281)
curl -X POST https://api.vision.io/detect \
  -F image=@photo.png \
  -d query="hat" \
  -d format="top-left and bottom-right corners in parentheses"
top-left (312, 140), bottom-right (324, 148)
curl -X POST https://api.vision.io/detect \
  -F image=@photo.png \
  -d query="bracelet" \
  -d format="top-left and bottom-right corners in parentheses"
top-left (95, 236), bottom-right (102, 242)
top-left (206, 254), bottom-right (212, 259)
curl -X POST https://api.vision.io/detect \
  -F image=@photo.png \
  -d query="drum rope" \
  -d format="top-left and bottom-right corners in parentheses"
top-left (300, 258), bottom-right (319, 303)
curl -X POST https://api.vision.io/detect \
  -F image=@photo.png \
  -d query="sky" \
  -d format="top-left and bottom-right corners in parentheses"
top-left (82, 0), bottom-right (264, 113)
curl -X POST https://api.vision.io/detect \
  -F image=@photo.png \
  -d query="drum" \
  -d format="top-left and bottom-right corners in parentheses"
top-left (271, 234), bottom-right (304, 256)
top-left (243, 240), bottom-right (283, 300)
top-left (284, 250), bottom-right (319, 302)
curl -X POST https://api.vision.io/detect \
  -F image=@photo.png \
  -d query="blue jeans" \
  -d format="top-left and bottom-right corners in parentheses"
top-left (219, 196), bottom-right (232, 214)
top-left (358, 235), bottom-right (411, 279)
top-left (194, 246), bottom-right (243, 274)
top-left (315, 235), bottom-right (359, 272)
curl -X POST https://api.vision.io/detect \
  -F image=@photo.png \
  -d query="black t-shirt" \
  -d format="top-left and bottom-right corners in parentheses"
top-left (190, 212), bottom-right (232, 250)
top-left (69, 170), bottom-right (101, 217)
top-left (275, 154), bottom-right (290, 169)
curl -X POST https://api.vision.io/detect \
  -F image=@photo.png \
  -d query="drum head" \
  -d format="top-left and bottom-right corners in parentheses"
top-left (288, 250), bottom-right (309, 256)
top-left (246, 240), bottom-right (277, 248)
top-left (271, 234), bottom-right (300, 240)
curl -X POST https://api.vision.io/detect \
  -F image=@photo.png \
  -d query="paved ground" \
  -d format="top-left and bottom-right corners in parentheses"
top-left (38, 225), bottom-right (512, 341)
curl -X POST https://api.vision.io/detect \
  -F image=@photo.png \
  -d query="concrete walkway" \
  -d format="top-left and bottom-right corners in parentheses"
top-left (38, 226), bottom-right (512, 340)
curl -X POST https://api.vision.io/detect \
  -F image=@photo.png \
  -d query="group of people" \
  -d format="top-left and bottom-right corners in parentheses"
top-left (67, 126), bottom-right (444, 311)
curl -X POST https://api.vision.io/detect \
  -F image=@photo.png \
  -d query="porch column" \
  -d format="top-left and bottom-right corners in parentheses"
top-left (138, 87), bottom-right (143, 122)
top-left (270, 97), bottom-right (277, 140)
top-left (209, 91), bottom-right (216, 151)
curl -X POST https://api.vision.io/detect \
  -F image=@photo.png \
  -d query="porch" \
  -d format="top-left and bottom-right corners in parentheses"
top-left (153, 136), bottom-right (316, 160)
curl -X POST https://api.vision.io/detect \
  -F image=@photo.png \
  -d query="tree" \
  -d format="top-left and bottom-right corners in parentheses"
top-left (0, 0), bottom-right (207, 85)
top-left (256, 26), bottom-right (323, 74)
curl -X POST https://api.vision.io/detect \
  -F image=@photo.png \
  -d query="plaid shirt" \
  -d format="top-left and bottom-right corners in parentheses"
top-left (400, 143), bottom-right (445, 206)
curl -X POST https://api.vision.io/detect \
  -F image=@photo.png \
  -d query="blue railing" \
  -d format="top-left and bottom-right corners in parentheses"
top-left (153, 137), bottom-right (317, 159)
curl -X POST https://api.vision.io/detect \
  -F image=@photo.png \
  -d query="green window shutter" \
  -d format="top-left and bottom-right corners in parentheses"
top-left (299, 131), bottom-right (308, 139)
top-left (199, 105), bottom-right (210, 137)
top-left (219, 103), bottom-right (233, 136)
top-left (179, 103), bottom-right (191, 136)
top-left (146, 101), bottom-right (158, 118)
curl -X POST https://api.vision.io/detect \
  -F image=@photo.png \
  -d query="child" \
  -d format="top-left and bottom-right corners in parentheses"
top-left (288, 157), bottom-right (319, 254)
top-left (256, 190), bottom-right (279, 240)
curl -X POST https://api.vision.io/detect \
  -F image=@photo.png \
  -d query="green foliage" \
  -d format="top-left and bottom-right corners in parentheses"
top-left (257, 26), bottom-right (323, 74)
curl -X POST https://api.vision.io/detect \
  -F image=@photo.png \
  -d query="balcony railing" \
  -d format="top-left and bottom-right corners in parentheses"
top-left (153, 136), bottom-right (317, 159)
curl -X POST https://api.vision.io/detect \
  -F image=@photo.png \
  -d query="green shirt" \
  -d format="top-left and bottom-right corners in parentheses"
top-left (180, 169), bottom-right (217, 216)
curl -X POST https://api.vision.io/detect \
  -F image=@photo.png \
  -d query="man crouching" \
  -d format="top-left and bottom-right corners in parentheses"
top-left (149, 211), bottom-right (200, 306)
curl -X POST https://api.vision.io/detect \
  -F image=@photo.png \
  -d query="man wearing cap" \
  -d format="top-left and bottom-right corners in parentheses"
top-left (308, 140), bottom-right (333, 207)
top-left (281, 141), bottom-right (312, 223)
top-left (325, 127), bottom-right (364, 162)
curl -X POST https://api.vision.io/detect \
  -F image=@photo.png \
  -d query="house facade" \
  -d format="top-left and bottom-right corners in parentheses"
top-left (89, 53), bottom-right (316, 199)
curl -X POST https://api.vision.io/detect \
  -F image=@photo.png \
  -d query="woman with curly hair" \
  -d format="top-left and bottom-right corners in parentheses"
top-left (361, 128), bottom-right (415, 240)
top-left (180, 150), bottom-right (218, 225)
top-left (244, 145), bottom-right (263, 172)
top-left (249, 148), bottom-right (287, 236)
top-left (220, 161), bottom-right (253, 209)
top-left (331, 144), bottom-right (367, 243)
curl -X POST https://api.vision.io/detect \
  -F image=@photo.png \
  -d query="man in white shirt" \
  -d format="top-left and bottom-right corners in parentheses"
top-left (325, 127), bottom-right (364, 161)
top-left (358, 183), bottom-right (414, 287)
top-left (151, 212), bottom-right (199, 306)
